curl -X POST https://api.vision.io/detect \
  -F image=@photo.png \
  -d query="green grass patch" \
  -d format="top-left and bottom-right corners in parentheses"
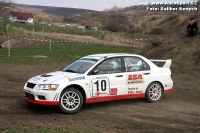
top-left (7, 22), bottom-right (161, 40)
top-left (10, 23), bottom-right (106, 39)
top-left (0, 20), bottom-right (163, 41)
top-left (0, 42), bottom-right (138, 66)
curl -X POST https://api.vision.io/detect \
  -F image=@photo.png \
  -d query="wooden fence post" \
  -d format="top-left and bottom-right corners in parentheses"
top-left (50, 39), bottom-right (52, 51)
top-left (8, 37), bottom-right (10, 57)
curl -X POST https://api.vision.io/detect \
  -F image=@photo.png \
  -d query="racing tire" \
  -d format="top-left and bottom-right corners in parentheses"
top-left (59, 88), bottom-right (83, 114)
top-left (146, 82), bottom-right (163, 103)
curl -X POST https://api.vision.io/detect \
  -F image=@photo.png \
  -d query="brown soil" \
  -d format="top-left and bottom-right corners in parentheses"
top-left (0, 64), bottom-right (200, 133)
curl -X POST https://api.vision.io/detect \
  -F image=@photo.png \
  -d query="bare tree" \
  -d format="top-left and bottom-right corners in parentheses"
top-left (0, 0), bottom-right (13, 36)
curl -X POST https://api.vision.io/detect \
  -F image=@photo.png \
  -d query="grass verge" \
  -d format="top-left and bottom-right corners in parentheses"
top-left (0, 42), bottom-right (137, 66)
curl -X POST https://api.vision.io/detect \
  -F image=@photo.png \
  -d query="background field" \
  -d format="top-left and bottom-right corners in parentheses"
top-left (0, 42), bottom-right (136, 65)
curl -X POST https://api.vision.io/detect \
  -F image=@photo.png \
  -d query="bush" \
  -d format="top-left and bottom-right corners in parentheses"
top-left (150, 39), bottom-right (162, 46)
top-left (150, 16), bottom-right (157, 21)
top-left (141, 22), bottom-right (147, 29)
top-left (103, 22), bottom-right (122, 32)
top-left (127, 25), bottom-right (143, 34)
top-left (34, 14), bottom-right (52, 23)
top-left (148, 27), bottom-right (164, 35)
top-left (167, 15), bottom-right (179, 21)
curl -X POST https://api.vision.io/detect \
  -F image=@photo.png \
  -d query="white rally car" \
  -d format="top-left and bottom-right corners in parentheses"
top-left (24, 53), bottom-right (173, 114)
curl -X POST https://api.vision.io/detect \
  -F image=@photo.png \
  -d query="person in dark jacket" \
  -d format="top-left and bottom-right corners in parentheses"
top-left (186, 18), bottom-right (198, 38)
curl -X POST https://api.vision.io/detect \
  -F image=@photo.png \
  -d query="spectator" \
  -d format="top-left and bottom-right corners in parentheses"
top-left (186, 18), bottom-right (198, 38)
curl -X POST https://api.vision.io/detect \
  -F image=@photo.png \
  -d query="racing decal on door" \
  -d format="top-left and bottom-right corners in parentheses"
top-left (128, 87), bottom-right (143, 94)
top-left (110, 88), bottom-right (118, 95)
top-left (91, 76), bottom-right (110, 97)
top-left (126, 73), bottom-right (144, 85)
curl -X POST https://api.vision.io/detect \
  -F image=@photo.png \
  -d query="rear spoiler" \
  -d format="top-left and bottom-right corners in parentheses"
top-left (150, 59), bottom-right (172, 68)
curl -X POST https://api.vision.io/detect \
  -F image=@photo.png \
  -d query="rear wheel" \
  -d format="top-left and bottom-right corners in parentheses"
top-left (59, 88), bottom-right (83, 114)
top-left (146, 82), bottom-right (163, 103)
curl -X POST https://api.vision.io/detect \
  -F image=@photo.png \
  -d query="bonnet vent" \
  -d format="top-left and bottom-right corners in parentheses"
top-left (40, 74), bottom-right (52, 77)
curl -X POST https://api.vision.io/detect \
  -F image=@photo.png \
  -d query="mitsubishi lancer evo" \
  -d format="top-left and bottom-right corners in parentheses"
top-left (24, 53), bottom-right (173, 114)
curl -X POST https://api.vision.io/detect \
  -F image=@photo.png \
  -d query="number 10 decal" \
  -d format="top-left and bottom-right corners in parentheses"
top-left (94, 80), bottom-right (107, 91)
top-left (92, 78), bottom-right (110, 97)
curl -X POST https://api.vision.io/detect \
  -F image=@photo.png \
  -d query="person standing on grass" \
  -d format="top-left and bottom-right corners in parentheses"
top-left (186, 18), bottom-right (198, 38)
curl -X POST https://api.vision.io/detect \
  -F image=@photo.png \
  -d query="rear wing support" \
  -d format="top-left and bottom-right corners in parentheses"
top-left (150, 59), bottom-right (172, 68)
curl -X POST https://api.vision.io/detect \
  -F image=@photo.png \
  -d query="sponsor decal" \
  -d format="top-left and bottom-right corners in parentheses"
top-left (92, 78), bottom-right (110, 97)
top-left (92, 76), bottom-right (108, 80)
top-left (126, 74), bottom-right (144, 84)
top-left (110, 88), bottom-right (118, 95)
top-left (128, 87), bottom-right (143, 94)
top-left (94, 91), bottom-right (107, 96)
top-left (69, 76), bottom-right (85, 82)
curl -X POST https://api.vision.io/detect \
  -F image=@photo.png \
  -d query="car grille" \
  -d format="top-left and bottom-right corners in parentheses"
top-left (25, 93), bottom-right (35, 100)
top-left (26, 82), bottom-right (36, 89)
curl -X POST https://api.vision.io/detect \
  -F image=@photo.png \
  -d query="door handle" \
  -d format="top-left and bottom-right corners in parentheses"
top-left (144, 73), bottom-right (150, 75)
top-left (115, 75), bottom-right (123, 77)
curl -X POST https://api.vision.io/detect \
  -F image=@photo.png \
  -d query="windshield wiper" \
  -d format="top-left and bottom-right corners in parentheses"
top-left (63, 69), bottom-right (76, 73)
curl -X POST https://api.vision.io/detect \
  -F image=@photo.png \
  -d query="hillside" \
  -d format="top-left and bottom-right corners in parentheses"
top-left (12, 3), bottom-right (97, 22)
top-left (12, 3), bottom-right (97, 16)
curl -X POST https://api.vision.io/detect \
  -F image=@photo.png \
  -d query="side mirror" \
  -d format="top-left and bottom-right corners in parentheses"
top-left (93, 69), bottom-right (99, 75)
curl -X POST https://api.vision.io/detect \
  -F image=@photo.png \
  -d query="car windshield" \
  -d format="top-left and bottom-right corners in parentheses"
top-left (62, 58), bottom-right (98, 73)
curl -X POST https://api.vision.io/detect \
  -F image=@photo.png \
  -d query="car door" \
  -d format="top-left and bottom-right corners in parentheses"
top-left (124, 56), bottom-right (151, 96)
top-left (89, 57), bottom-right (126, 99)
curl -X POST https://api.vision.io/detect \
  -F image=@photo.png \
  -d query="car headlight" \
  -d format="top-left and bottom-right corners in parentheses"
top-left (36, 84), bottom-right (59, 91)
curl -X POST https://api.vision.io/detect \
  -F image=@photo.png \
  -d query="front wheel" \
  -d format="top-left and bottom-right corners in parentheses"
top-left (59, 88), bottom-right (83, 114)
top-left (146, 82), bottom-right (163, 103)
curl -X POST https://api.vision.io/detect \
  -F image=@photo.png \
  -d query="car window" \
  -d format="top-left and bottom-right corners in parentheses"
top-left (96, 57), bottom-right (122, 74)
top-left (62, 59), bottom-right (97, 73)
top-left (124, 57), bottom-right (150, 72)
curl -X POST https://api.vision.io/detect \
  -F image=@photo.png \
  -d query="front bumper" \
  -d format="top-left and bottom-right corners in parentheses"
top-left (24, 96), bottom-right (59, 105)
top-left (24, 87), bottom-right (60, 106)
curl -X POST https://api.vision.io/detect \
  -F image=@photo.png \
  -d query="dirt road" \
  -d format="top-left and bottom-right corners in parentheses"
top-left (0, 64), bottom-right (200, 133)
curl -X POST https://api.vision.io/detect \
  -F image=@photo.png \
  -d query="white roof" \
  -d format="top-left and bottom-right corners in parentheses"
top-left (82, 53), bottom-right (142, 60)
